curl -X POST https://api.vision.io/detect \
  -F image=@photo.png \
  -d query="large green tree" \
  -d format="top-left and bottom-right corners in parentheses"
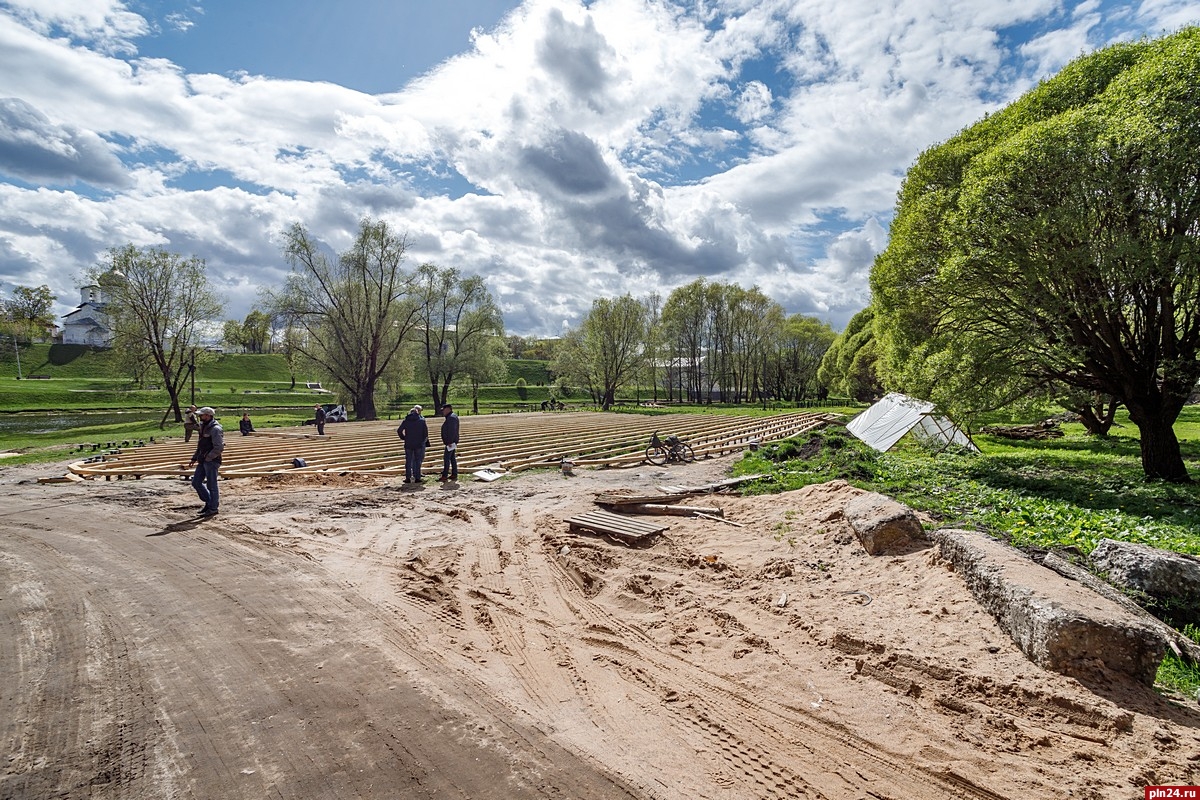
top-left (267, 218), bottom-right (420, 420)
top-left (2, 284), bottom-right (56, 343)
top-left (555, 295), bottom-right (648, 410)
top-left (872, 29), bottom-right (1200, 481)
top-left (817, 307), bottom-right (882, 402)
top-left (99, 245), bottom-right (224, 426)
top-left (413, 264), bottom-right (504, 411)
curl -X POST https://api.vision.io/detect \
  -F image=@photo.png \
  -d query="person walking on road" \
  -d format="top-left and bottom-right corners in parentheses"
top-left (397, 405), bottom-right (429, 484)
top-left (438, 404), bottom-right (460, 482)
top-left (188, 406), bottom-right (224, 517)
top-left (183, 404), bottom-right (199, 442)
top-left (314, 404), bottom-right (327, 435)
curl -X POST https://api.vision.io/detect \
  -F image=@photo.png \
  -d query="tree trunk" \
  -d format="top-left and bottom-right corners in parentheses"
top-left (1126, 403), bottom-right (1190, 482)
top-left (1073, 396), bottom-right (1117, 436)
top-left (354, 385), bottom-right (378, 421)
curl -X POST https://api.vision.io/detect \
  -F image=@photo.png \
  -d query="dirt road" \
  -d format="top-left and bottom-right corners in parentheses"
top-left (2, 457), bottom-right (1197, 799)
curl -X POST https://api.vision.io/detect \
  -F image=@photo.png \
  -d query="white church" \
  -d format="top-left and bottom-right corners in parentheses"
top-left (61, 284), bottom-right (113, 347)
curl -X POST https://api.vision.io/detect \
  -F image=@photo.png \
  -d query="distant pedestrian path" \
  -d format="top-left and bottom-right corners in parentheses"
top-left (64, 410), bottom-right (836, 480)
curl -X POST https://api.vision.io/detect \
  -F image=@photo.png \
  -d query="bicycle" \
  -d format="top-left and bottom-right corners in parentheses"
top-left (645, 431), bottom-right (695, 466)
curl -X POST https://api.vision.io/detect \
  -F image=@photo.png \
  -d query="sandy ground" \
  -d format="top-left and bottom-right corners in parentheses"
top-left (1, 454), bottom-right (1198, 799)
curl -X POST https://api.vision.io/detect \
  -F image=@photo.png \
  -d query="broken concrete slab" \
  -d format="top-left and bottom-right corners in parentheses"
top-left (933, 528), bottom-right (1165, 686)
top-left (1090, 538), bottom-right (1200, 628)
top-left (844, 492), bottom-right (924, 555)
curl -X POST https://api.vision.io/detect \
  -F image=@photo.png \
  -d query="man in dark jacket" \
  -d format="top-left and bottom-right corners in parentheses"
top-left (397, 405), bottom-right (429, 483)
top-left (188, 406), bottom-right (224, 516)
top-left (314, 404), bottom-right (327, 435)
top-left (438, 404), bottom-right (460, 482)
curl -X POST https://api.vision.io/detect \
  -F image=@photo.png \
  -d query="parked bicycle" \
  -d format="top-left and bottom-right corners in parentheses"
top-left (645, 431), bottom-right (695, 465)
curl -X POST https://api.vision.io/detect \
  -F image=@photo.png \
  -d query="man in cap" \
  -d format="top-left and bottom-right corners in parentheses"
top-left (396, 405), bottom-right (428, 483)
top-left (188, 406), bottom-right (225, 516)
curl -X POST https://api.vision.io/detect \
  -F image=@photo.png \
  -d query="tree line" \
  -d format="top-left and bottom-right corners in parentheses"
top-left (79, 215), bottom-right (839, 425)
top-left (552, 281), bottom-right (836, 410)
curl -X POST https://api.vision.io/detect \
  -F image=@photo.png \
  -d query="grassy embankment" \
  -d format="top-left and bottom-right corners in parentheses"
top-left (733, 410), bottom-right (1200, 700)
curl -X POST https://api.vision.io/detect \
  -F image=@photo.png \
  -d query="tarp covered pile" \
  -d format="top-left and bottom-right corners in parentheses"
top-left (846, 393), bottom-right (978, 453)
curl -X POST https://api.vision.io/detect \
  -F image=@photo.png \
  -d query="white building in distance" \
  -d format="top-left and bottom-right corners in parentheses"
top-left (61, 284), bottom-right (113, 347)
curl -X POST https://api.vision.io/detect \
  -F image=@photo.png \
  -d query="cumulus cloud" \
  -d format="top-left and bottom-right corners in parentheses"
top-left (0, 97), bottom-right (130, 187)
top-left (0, 0), bottom-right (1193, 333)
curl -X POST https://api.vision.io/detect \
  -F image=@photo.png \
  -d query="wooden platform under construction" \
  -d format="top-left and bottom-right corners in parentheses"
top-left (565, 509), bottom-right (670, 545)
top-left (63, 410), bottom-right (839, 481)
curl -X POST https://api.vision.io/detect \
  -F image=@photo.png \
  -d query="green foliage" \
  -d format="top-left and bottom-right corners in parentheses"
top-left (872, 27), bottom-right (1200, 481)
top-left (414, 263), bottom-right (505, 409)
top-left (1, 284), bottom-right (56, 342)
top-left (1156, 625), bottom-right (1200, 701)
top-left (741, 427), bottom-right (879, 484)
top-left (817, 307), bottom-right (881, 401)
top-left (505, 359), bottom-right (551, 385)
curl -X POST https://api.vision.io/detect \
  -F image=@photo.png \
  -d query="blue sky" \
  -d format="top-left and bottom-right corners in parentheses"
top-left (1, 0), bottom-right (1197, 336)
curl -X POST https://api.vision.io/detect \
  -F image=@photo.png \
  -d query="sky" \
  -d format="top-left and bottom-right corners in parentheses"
top-left (1, 0), bottom-right (1198, 337)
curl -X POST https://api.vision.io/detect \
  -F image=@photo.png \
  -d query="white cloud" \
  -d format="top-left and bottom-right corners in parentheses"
top-left (1, 0), bottom-right (147, 53)
top-left (0, 0), bottom-right (1194, 334)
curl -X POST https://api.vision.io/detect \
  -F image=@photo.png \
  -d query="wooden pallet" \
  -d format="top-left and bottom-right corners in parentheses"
top-left (565, 509), bottom-right (669, 545)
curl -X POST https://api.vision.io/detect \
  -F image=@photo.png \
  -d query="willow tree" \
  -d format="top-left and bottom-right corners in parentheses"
top-left (266, 218), bottom-right (420, 420)
top-left (413, 264), bottom-right (504, 411)
top-left (872, 29), bottom-right (1200, 481)
top-left (99, 245), bottom-right (224, 426)
top-left (555, 295), bottom-right (649, 410)
top-left (817, 307), bottom-right (882, 402)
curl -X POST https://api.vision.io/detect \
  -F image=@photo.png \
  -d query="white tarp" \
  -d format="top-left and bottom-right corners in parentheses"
top-left (846, 392), bottom-right (978, 453)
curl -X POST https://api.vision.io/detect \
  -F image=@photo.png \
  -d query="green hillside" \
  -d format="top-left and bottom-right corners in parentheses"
top-left (0, 344), bottom-right (293, 381)
top-left (0, 344), bottom-right (552, 386)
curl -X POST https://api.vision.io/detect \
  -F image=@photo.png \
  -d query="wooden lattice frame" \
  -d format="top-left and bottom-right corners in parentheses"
top-left (66, 410), bottom-right (838, 480)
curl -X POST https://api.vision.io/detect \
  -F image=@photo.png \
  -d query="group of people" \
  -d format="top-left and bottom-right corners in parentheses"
top-left (181, 401), bottom-right (462, 515)
top-left (397, 403), bottom-right (459, 484)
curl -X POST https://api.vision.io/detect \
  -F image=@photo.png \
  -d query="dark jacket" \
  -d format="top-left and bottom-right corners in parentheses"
top-left (192, 419), bottom-right (225, 462)
top-left (239, 417), bottom-right (254, 435)
top-left (397, 411), bottom-right (428, 449)
top-left (440, 412), bottom-right (460, 445)
top-left (315, 406), bottom-right (327, 424)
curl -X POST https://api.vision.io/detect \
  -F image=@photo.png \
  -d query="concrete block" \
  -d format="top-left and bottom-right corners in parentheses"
top-left (844, 492), bottom-right (924, 555)
top-left (1091, 538), bottom-right (1200, 627)
top-left (933, 528), bottom-right (1165, 686)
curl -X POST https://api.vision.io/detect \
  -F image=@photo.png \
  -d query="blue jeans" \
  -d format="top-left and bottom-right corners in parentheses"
top-left (442, 446), bottom-right (458, 478)
top-left (192, 459), bottom-right (220, 511)
top-left (405, 445), bottom-right (426, 481)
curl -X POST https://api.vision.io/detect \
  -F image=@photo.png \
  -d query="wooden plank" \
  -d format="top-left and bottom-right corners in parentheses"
top-left (565, 509), bottom-right (669, 544)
